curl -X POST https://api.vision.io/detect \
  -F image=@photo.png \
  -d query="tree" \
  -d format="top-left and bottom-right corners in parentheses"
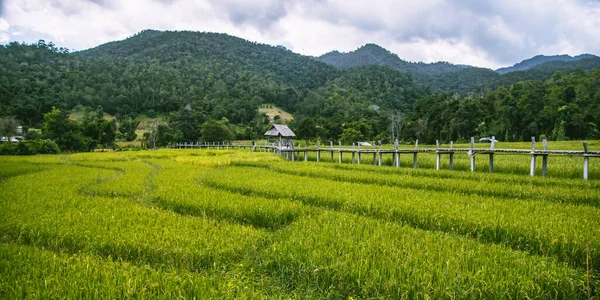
top-left (201, 119), bottom-right (234, 142)
top-left (388, 111), bottom-right (403, 142)
top-left (169, 105), bottom-right (204, 142)
top-left (118, 118), bottom-right (139, 141)
top-left (155, 124), bottom-right (174, 147)
top-left (296, 118), bottom-right (317, 143)
top-left (143, 120), bottom-right (160, 149)
top-left (42, 107), bottom-right (91, 152)
top-left (97, 119), bottom-right (117, 147)
top-left (0, 116), bottom-right (19, 141)
top-left (339, 128), bottom-right (364, 145)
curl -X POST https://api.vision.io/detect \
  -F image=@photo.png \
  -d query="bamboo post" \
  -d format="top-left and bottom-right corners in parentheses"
top-left (392, 140), bottom-right (398, 167)
top-left (470, 137), bottom-right (475, 172)
top-left (317, 141), bottom-right (321, 162)
top-left (373, 152), bottom-right (377, 165)
top-left (378, 151), bottom-right (382, 167)
top-left (395, 152), bottom-right (400, 168)
top-left (278, 140), bottom-right (282, 155)
top-left (304, 151), bottom-right (308, 162)
top-left (542, 139), bottom-right (548, 177)
top-left (358, 143), bottom-right (362, 164)
top-left (436, 140), bottom-right (441, 171)
top-left (291, 141), bottom-right (295, 161)
top-left (530, 137), bottom-right (536, 177)
top-left (583, 141), bottom-right (589, 180)
top-left (449, 141), bottom-right (454, 170)
top-left (330, 141), bottom-right (334, 163)
top-left (489, 136), bottom-right (495, 173)
top-left (352, 143), bottom-right (355, 164)
top-left (413, 139), bottom-right (418, 168)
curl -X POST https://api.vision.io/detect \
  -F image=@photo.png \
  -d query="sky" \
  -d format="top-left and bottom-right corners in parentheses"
top-left (1, 0), bottom-right (600, 69)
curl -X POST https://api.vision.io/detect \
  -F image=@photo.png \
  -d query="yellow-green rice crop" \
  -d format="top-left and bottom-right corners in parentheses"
top-left (1, 148), bottom-right (599, 298)
top-left (151, 159), bottom-right (306, 229)
top-left (259, 211), bottom-right (594, 299)
top-left (0, 165), bottom-right (266, 271)
top-left (234, 161), bottom-right (600, 206)
top-left (204, 166), bottom-right (600, 271)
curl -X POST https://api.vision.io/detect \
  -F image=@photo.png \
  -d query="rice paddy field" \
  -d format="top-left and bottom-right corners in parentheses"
top-left (1, 141), bottom-right (599, 299)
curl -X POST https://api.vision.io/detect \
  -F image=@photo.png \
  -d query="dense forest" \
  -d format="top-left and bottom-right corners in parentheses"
top-left (1, 30), bottom-right (599, 153)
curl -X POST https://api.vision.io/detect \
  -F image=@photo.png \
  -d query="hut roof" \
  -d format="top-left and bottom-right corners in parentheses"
top-left (264, 124), bottom-right (296, 137)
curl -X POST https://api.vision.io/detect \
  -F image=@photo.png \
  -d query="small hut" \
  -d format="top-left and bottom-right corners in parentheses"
top-left (264, 124), bottom-right (296, 150)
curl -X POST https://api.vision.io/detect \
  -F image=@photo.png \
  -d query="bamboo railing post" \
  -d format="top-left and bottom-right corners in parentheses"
top-left (530, 137), bottom-right (536, 177)
top-left (470, 137), bottom-right (475, 172)
top-left (393, 139), bottom-right (399, 168)
top-left (413, 139), bottom-right (418, 169)
top-left (291, 141), bottom-right (295, 161)
top-left (436, 140), bottom-right (441, 171)
top-left (339, 141), bottom-right (343, 163)
top-left (330, 141), bottom-right (334, 163)
top-left (449, 141), bottom-right (454, 170)
top-left (352, 143), bottom-right (356, 164)
top-left (489, 136), bottom-right (495, 173)
top-left (583, 141), bottom-right (589, 180)
top-left (357, 143), bottom-right (361, 164)
top-left (542, 139), bottom-right (548, 177)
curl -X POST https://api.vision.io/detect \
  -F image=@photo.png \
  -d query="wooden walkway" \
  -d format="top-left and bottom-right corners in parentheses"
top-left (170, 137), bottom-right (599, 180)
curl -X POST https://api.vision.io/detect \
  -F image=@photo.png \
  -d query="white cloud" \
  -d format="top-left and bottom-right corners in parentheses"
top-left (1, 0), bottom-right (599, 69)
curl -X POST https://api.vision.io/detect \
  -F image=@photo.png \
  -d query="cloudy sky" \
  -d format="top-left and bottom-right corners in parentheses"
top-left (1, 0), bottom-right (600, 69)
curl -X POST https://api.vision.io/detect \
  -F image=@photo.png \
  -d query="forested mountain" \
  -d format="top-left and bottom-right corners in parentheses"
top-left (1, 30), bottom-right (599, 154)
top-left (79, 30), bottom-right (340, 91)
top-left (1, 30), bottom-right (340, 128)
top-left (496, 54), bottom-right (598, 74)
top-left (316, 44), bottom-right (600, 95)
top-left (423, 56), bottom-right (600, 95)
top-left (316, 44), bottom-right (470, 75)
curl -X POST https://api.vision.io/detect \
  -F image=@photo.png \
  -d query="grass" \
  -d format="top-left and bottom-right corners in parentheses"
top-left (1, 145), bottom-right (599, 298)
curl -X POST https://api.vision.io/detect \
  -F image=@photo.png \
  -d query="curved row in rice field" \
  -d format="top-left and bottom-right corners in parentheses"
top-left (233, 160), bottom-right (600, 206)
top-left (1, 147), bottom-right (599, 298)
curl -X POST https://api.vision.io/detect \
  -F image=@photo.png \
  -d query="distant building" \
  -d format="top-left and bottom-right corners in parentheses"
top-left (264, 124), bottom-right (296, 149)
top-left (264, 124), bottom-right (295, 139)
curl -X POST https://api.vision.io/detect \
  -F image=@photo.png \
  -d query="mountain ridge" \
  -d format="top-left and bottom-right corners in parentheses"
top-left (316, 44), bottom-right (599, 75)
top-left (495, 54), bottom-right (598, 74)
top-left (315, 43), bottom-right (472, 75)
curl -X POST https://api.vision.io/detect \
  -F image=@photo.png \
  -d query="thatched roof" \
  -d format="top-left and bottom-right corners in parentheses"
top-left (264, 124), bottom-right (296, 137)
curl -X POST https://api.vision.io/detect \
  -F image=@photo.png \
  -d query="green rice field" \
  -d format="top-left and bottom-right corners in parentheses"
top-left (1, 142), bottom-right (599, 299)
